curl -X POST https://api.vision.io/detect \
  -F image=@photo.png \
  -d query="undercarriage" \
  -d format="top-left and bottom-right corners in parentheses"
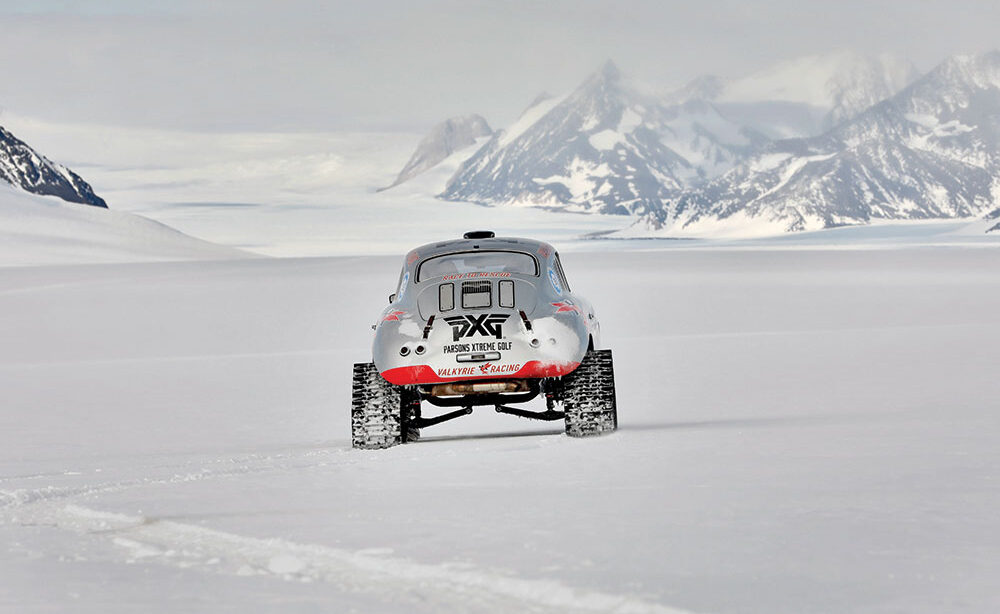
top-left (406, 378), bottom-right (565, 431)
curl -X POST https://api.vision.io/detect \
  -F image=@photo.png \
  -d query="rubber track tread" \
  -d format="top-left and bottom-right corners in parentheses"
top-left (562, 349), bottom-right (618, 437)
top-left (351, 362), bottom-right (403, 449)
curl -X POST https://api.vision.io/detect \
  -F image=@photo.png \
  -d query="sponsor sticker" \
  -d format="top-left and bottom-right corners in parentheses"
top-left (398, 271), bottom-right (410, 298)
top-left (551, 301), bottom-right (582, 314)
top-left (548, 268), bottom-right (563, 295)
top-left (443, 341), bottom-right (512, 353)
top-left (443, 313), bottom-right (510, 342)
top-left (436, 363), bottom-right (523, 378)
top-left (441, 272), bottom-right (512, 281)
top-left (478, 362), bottom-right (521, 375)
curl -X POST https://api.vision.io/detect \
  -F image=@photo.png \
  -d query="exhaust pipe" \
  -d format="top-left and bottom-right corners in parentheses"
top-left (430, 380), bottom-right (530, 396)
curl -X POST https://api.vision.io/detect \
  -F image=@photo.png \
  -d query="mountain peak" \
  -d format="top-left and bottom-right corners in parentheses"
top-left (716, 50), bottom-right (918, 129)
top-left (666, 74), bottom-right (726, 104)
top-left (721, 50), bottom-right (917, 107)
top-left (439, 58), bottom-right (764, 216)
top-left (0, 125), bottom-right (107, 208)
top-left (380, 114), bottom-right (492, 190)
top-left (931, 50), bottom-right (1000, 88)
top-left (572, 60), bottom-right (625, 103)
top-left (599, 59), bottom-right (621, 81)
top-left (577, 60), bottom-right (622, 91)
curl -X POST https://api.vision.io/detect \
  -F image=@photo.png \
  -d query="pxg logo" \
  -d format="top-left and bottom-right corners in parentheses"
top-left (443, 314), bottom-right (509, 342)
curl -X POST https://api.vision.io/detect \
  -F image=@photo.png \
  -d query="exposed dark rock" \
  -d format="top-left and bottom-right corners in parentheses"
top-left (0, 125), bottom-right (107, 208)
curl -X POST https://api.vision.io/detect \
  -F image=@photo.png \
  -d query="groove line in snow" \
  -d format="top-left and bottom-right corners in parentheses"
top-left (1, 455), bottom-right (695, 611)
top-left (27, 503), bottom-right (694, 614)
top-left (0, 348), bottom-right (342, 370)
top-left (617, 320), bottom-right (986, 343)
top-left (0, 448), bottom-right (351, 508)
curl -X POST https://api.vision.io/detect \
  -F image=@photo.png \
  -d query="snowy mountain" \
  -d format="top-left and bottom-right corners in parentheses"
top-left (380, 115), bottom-right (492, 190)
top-left (1, 125), bottom-right (107, 208)
top-left (440, 61), bottom-right (766, 215)
top-left (663, 75), bottom-right (726, 105)
top-left (664, 52), bottom-right (920, 139)
top-left (718, 51), bottom-right (920, 132)
top-left (629, 51), bottom-right (1000, 236)
top-left (437, 53), bottom-right (919, 218)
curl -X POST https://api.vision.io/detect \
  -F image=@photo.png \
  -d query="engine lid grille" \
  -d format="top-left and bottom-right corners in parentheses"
top-left (461, 280), bottom-right (491, 308)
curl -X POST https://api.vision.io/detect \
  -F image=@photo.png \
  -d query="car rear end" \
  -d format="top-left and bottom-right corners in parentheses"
top-left (372, 241), bottom-right (590, 394)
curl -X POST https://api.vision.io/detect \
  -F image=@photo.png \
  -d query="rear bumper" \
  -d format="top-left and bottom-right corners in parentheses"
top-left (380, 360), bottom-right (580, 386)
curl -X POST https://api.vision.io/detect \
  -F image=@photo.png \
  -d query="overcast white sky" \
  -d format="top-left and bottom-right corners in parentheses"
top-left (1, 0), bottom-right (998, 132)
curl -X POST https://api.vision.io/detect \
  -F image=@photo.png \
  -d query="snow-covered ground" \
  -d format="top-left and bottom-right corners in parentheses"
top-left (2, 248), bottom-right (999, 613)
top-left (0, 185), bottom-right (246, 266)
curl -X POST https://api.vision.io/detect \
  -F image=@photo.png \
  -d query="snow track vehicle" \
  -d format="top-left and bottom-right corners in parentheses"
top-left (352, 231), bottom-right (617, 449)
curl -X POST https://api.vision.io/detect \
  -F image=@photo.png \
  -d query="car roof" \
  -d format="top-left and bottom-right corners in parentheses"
top-left (407, 236), bottom-right (556, 263)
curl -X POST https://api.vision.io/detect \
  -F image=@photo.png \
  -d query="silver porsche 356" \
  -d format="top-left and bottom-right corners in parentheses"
top-left (351, 231), bottom-right (617, 448)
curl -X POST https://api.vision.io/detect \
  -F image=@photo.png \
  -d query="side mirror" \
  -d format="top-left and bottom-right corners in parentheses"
top-left (388, 293), bottom-right (396, 303)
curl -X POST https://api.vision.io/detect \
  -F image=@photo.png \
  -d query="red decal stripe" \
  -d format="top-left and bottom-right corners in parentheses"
top-left (380, 360), bottom-right (581, 386)
top-left (381, 310), bottom-right (406, 322)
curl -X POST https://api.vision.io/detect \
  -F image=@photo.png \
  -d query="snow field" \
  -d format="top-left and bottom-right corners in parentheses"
top-left (1, 248), bottom-right (999, 613)
top-left (0, 185), bottom-right (246, 266)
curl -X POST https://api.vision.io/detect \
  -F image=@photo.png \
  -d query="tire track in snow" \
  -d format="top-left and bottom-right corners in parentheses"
top-left (40, 504), bottom-right (691, 614)
top-left (2, 456), bottom-right (694, 614)
top-left (1, 444), bottom-right (692, 613)
top-left (0, 446), bottom-right (353, 507)
top-left (616, 320), bottom-right (985, 343)
top-left (0, 347), bottom-right (342, 370)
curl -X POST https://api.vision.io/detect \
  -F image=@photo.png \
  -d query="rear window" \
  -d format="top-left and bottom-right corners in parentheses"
top-left (417, 251), bottom-right (537, 282)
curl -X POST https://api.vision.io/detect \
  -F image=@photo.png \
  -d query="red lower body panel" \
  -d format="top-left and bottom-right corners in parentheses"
top-left (381, 360), bottom-right (580, 386)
